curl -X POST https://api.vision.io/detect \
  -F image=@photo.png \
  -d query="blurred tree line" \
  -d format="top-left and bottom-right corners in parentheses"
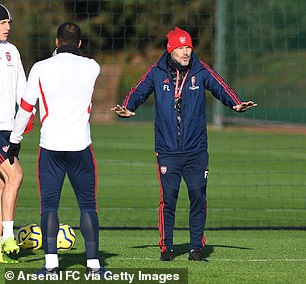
top-left (3, 0), bottom-right (216, 112)
top-left (2, 0), bottom-right (305, 123)
top-left (3, 0), bottom-right (304, 71)
top-left (4, 0), bottom-right (215, 74)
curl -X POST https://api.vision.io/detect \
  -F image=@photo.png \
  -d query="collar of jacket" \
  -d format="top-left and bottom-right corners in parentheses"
top-left (167, 53), bottom-right (192, 72)
top-left (55, 45), bottom-right (80, 56)
top-left (157, 51), bottom-right (200, 72)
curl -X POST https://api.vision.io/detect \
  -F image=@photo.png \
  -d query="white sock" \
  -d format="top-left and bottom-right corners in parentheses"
top-left (87, 259), bottom-right (100, 269)
top-left (45, 254), bottom-right (59, 269)
top-left (0, 236), bottom-right (2, 243)
top-left (2, 221), bottom-right (14, 241)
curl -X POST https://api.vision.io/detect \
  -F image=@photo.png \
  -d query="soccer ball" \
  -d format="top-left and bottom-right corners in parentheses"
top-left (16, 223), bottom-right (42, 250)
top-left (57, 224), bottom-right (76, 250)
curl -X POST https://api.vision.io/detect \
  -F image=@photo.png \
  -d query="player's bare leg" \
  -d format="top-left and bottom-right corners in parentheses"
top-left (0, 159), bottom-right (23, 222)
top-left (0, 169), bottom-right (18, 263)
top-left (0, 159), bottom-right (23, 254)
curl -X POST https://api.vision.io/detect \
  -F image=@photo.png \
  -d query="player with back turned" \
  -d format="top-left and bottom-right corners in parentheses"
top-left (8, 22), bottom-right (107, 276)
top-left (112, 27), bottom-right (257, 261)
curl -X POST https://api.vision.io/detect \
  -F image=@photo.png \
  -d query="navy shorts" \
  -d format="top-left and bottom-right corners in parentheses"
top-left (37, 145), bottom-right (98, 214)
top-left (0, 131), bottom-right (11, 164)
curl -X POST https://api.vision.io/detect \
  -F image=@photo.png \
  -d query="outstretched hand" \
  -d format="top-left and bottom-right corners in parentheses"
top-left (111, 105), bottom-right (136, 117)
top-left (233, 101), bottom-right (257, 112)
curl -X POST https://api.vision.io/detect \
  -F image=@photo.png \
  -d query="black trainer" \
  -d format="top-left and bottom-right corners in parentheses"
top-left (160, 250), bottom-right (174, 261)
top-left (188, 249), bottom-right (208, 261)
top-left (35, 266), bottom-right (60, 276)
top-left (85, 266), bottom-right (108, 278)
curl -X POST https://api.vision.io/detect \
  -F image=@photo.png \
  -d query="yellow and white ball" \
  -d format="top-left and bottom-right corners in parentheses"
top-left (17, 223), bottom-right (42, 250)
top-left (57, 224), bottom-right (76, 250)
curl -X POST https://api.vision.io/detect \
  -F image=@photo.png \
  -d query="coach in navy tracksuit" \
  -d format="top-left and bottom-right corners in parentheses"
top-left (112, 27), bottom-right (257, 261)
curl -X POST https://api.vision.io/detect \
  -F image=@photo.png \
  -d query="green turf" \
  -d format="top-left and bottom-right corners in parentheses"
top-left (5, 123), bottom-right (306, 283)
top-left (14, 123), bottom-right (306, 228)
top-left (1, 230), bottom-right (306, 283)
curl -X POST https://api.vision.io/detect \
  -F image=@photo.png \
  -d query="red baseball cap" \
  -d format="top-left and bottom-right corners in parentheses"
top-left (167, 27), bottom-right (193, 53)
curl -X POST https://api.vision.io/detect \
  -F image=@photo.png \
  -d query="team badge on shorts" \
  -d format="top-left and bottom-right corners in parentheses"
top-left (2, 146), bottom-right (9, 153)
top-left (160, 166), bottom-right (167, 175)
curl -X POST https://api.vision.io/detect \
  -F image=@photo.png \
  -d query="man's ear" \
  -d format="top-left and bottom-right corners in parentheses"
top-left (55, 38), bottom-right (59, 47)
top-left (78, 40), bottom-right (82, 48)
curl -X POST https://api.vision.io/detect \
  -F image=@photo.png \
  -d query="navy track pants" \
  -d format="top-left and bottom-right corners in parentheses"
top-left (156, 150), bottom-right (209, 252)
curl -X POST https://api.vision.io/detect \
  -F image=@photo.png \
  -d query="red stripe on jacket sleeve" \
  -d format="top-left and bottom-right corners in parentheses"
top-left (39, 79), bottom-right (49, 126)
top-left (122, 64), bottom-right (157, 107)
top-left (201, 61), bottom-right (242, 105)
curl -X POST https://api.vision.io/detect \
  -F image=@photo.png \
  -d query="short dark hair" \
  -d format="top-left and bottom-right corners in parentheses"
top-left (56, 22), bottom-right (81, 46)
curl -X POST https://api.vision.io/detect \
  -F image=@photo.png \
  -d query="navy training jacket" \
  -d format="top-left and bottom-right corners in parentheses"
top-left (122, 51), bottom-right (242, 154)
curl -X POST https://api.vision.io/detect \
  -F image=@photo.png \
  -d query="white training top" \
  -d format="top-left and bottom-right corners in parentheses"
top-left (0, 41), bottom-right (26, 131)
top-left (10, 52), bottom-right (100, 151)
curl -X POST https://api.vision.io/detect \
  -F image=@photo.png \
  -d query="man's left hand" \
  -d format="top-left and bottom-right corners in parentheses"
top-left (233, 101), bottom-right (257, 112)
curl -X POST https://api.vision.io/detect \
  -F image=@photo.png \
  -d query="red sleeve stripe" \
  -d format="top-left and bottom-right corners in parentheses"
top-left (123, 64), bottom-right (157, 107)
top-left (200, 61), bottom-right (242, 105)
top-left (39, 79), bottom-right (49, 126)
top-left (20, 98), bottom-right (34, 113)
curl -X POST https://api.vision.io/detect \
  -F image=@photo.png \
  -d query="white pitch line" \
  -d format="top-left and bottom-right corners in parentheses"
top-left (211, 258), bottom-right (306, 262)
top-left (112, 257), bottom-right (306, 262)
top-left (15, 207), bottom-right (306, 213)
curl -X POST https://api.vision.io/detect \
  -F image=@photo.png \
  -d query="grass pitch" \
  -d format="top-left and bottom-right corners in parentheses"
top-left (1, 230), bottom-right (306, 283)
top-left (5, 122), bottom-right (306, 283)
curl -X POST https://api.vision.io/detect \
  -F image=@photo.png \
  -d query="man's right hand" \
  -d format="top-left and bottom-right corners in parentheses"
top-left (7, 143), bottom-right (21, 165)
top-left (111, 105), bottom-right (136, 117)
